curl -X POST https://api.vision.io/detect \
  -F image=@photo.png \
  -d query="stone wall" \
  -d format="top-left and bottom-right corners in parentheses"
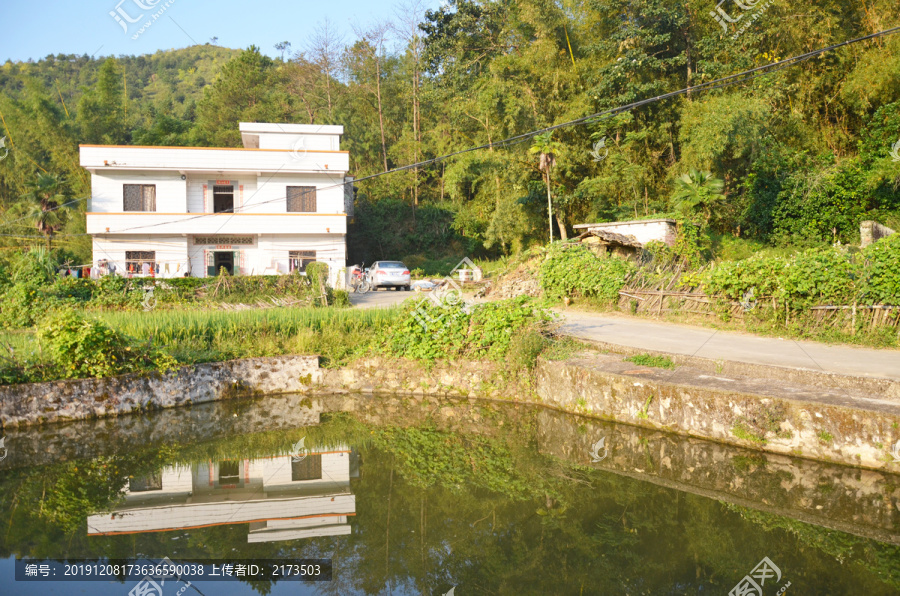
top-left (535, 352), bottom-right (900, 472)
top-left (860, 220), bottom-right (896, 248)
top-left (0, 355), bottom-right (321, 428)
top-left (0, 355), bottom-right (512, 429)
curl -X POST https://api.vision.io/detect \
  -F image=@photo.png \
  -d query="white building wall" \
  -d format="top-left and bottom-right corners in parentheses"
top-left (93, 235), bottom-right (189, 277)
top-left (90, 171), bottom-right (186, 213)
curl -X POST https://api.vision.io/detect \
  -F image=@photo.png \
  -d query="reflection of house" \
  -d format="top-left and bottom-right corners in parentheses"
top-left (574, 218), bottom-right (677, 256)
top-left (87, 447), bottom-right (357, 543)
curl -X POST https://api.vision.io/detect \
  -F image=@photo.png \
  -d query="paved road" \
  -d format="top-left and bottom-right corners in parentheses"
top-left (348, 288), bottom-right (414, 309)
top-left (557, 310), bottom-right (900, 381)
top-left (346, 291), bottom-right (900, 380)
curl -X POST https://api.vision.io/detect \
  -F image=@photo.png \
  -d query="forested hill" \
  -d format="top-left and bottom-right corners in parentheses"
top-left (1, 0), bottom-right (900, 264)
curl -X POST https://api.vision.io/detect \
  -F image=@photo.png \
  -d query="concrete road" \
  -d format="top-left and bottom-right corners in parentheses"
top-left (557, 310), bottom-right (900, 381)
top-left (348, 288), bottom-right (414, 309)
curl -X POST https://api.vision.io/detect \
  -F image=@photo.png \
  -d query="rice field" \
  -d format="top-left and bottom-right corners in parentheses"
top-left (99, 306), bottom-right (399, 344)
top-left (97, 306), bottom-right (401, 366)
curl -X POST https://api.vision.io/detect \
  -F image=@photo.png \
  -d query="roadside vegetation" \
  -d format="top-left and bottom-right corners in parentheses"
top-left (484, 225), bottom-right (900, 348)
top-left (0, 248), bottom-right (568, 386)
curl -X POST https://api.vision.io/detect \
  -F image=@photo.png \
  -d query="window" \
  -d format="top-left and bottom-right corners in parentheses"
top-left (286, 186), bottom-right (317, 212)
top-left (289, 250), bottom-right (316, 273)
top-left (291, 454), bottom-right (322, 481)
top-left (129, 472), bottom-right (162, 492)
top-left (218, 460), bottom-right (240, 484)
top-left (123, 184), bottom-right (156, 212)
top-left (125, 251), bottom-right (156, 275)
top-left (213, 185), bottom-right (234, 213)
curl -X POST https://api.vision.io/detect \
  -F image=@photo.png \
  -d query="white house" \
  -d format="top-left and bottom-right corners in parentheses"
top-left (80, 122), bottom-right (353, 285)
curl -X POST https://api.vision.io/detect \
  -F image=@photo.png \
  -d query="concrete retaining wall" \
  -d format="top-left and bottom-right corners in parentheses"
top-left (0, 355), bottom-right (321, 428)
top-left (2, 350), bottom-right (898, 473)
top-left (535, 353), bottom-right (900, 472)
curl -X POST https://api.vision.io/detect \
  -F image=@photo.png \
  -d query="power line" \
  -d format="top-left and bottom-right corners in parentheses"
top-left (10, 26), bottom-right (900, 240)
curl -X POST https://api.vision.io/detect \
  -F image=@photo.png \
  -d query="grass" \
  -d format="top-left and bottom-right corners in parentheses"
top-left (98, 306), bottom-right (401, 367)
top-left (624, 353), bottom-right (676, 369)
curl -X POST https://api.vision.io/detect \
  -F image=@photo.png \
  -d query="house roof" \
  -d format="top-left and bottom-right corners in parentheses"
top-left (574, 218), bottom-right (676, 229)
top-left (576, 227), bottom-right (643, 248)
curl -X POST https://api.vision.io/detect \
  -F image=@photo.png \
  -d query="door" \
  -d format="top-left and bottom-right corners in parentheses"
top-left (213, 185), bottom-right (234, 213)
top-left (212, 251), bottom-right (234, 275)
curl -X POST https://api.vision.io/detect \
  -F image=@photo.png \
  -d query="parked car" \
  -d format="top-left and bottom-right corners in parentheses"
top-left (367, 261), bottom-right (411, 290)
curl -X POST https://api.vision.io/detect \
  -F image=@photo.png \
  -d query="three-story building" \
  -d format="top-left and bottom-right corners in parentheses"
top-left (80, 122), bottom-right (352, 284)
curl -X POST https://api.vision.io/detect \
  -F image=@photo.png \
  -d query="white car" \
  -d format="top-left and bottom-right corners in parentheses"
top-left (368, 261), bottom-right (411, 291)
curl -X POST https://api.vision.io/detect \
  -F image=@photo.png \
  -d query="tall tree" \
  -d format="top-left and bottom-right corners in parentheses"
top-left (529, 132), bottom-right (564, 242)
top-left (18, 173), bottom-right (71, 250)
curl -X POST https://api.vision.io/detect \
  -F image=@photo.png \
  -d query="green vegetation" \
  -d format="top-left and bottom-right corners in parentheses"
top-left (376, 296), bottom-right (554, 362)
top-left (540, 242), bottom-right (634, 302)
top-left (2, 3), bottom-right (899, 266)
top-left (625, 354), bottom-right (676, 369)
top-left (732, 421), bottom-right (768, 445)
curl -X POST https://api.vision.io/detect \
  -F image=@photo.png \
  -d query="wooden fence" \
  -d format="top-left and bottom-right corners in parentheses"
top-left (617, 266), bottom-right (900, 335)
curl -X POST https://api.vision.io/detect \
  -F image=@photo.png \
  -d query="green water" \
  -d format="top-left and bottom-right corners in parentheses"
top-left (0, 393), bottom-right (898, 595)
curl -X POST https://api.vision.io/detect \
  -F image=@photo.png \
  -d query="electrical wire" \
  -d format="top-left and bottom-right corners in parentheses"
top-left (6, 25), bottom-right (899, 239)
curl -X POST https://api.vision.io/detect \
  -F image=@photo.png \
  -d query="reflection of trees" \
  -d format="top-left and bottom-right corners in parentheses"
top-left (0, 407), bottom-right (898, 594)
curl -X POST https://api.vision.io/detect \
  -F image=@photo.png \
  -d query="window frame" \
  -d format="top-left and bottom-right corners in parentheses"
top-left (123, 184), bottom-right (157, 212)
top-left (286, 186), bottom-right (317, 213)
top-left (289, 250), bottom-right (316, 273)
top-left (125, 250), bottom-right (156, 275)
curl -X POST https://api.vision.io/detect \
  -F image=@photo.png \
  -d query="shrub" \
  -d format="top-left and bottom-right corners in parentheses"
top-left (861, 233), bottom-right (900, 304)
top-left (379, 296), bottom-right (553, 362)
top-left (540, 243), bottom-right (634, 301)
top-left (38, 310), bottom-right (131, 378)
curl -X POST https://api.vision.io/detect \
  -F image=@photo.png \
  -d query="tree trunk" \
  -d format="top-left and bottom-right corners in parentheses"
top-left (546, 168), bottom-right (553, 244)
top-left (375, 55), bottom-right (389, 172)
top-left (556, 212), bottom-right (568, 241)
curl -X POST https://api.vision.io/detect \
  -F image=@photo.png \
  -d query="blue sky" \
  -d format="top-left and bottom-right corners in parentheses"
top-left (0, 0), bottom-right (441, 63)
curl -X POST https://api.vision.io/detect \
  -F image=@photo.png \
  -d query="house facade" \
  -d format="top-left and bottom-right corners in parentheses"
top-left (573, 218), bottom-right (677, 247)
top-left (80, 122), bottom-right (353, 285)
top-left (86, 447), bottom-right (357, 542)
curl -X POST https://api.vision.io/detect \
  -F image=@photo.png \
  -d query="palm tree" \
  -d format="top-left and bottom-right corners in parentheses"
top-left (672, 169), bottom-right (726, 226)
top-left (19, 173), bottom-right (71, 251)
top-left (529, 131), bottom-right (565, 243)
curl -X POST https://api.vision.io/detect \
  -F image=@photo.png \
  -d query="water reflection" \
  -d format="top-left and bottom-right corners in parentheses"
top-left (87, 448), bottom-right (358, 543)
top-left (0, 392), bottom-right (898, 595)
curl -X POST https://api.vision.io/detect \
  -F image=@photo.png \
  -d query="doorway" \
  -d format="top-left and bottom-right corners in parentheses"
top-left (213, 251), bottom-right (234, 275)
top-left (213, 185), bottom-right (234, 213)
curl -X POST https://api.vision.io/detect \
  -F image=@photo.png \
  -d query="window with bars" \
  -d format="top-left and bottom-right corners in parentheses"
top-left (125, 251), bottom-right (156, 275)
top-left (289, 250), bottom-right (316, 273)
top-left (129, 472), bottom-right (163, 492)
top-left (123, 184), bottom-right (156, 212)
top-left (291, 454), bottom-right (323, 481)
top-left (286, 186), bottom-right (317, 212)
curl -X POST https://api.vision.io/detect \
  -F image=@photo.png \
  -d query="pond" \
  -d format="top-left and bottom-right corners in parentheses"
top-left (0, 392), bottom-right (898, 595)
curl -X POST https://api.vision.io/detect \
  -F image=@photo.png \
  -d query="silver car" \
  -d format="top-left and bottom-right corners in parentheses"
top-left (368, 261), bottom-right (411, 291)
